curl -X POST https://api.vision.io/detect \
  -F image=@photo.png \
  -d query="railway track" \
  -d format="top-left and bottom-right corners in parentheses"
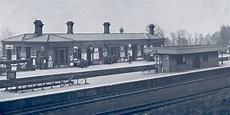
top-left (97, 85), bottom-right (230, 115)
top-left (2, 73), bottom-right (230, 115)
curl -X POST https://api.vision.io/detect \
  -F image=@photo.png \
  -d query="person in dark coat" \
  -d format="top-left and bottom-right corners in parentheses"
top-left (128, 53), bottom-right (132, 63)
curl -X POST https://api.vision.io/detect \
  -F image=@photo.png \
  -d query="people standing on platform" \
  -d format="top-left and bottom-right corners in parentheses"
top-left (128, 53), bottom-right (132, 63)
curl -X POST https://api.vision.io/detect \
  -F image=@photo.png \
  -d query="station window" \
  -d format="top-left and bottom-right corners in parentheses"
top-left (120, 46), bottom-right (124, 51)
top-left (203, 54), bottom-right (208, 62)
top-left (137, 45), bottom-right (142, 56)
top-left (16, 47), bottom-right (21, 60)
top-left (177, 55), bottom-right (186, 65)
top-left (93, 48), bottom-right (99, 59)
top-left (120, 46), bottom-right (125, 57)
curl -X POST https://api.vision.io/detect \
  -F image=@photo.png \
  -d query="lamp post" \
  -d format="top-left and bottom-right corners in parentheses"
top-left (128, 44), bottom-right (132, 63)
top-left (41, 46), bottom-right (44, 54)
top-left (151, 49), bottom-right (159, 73)
top-left (153, 49), bottom-right (158, 64)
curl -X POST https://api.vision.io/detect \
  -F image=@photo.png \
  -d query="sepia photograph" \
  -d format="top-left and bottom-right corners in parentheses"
top-left (0, 0), bottom-right (230, 114)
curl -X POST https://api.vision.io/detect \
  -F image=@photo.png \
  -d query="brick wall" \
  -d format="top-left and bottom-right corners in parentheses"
top-left (165, 51), bottom-right (219, 72)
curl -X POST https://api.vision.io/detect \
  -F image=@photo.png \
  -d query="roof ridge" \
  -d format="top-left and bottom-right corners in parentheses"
top-left (48, 33), bottom-right (147, 35)
top-left (51, 34), bottom-right (75, 41)
top-left (1, 34), bottom-right (25, 41)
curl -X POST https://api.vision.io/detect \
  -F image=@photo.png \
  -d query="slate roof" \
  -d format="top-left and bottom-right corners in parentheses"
top-left (2, 33), bottom-right (164, 43)
top-left (146, 45), bottom-right (226, 54)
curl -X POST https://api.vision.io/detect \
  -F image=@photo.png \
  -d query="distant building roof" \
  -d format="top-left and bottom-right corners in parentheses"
top-left (1, 33), bottom-right (164, 43)
top-left (146, 45), bottom-right (226, 54)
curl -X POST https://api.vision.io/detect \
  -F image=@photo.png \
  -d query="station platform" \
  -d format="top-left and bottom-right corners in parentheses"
top-left (219, 53), bottom-right (230, 58)
top-left (0, 61), bottom-right (154, 80)
top-left (1, 60), bottom-right (230, 102)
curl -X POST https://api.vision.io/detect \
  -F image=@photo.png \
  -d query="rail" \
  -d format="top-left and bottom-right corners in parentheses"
top-left (2, 73), bottom-right (230, 115)
top-left (97, 85), bottom-right (230, 115)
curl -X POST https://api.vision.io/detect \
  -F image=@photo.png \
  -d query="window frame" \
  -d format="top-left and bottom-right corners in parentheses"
top-left (176, 55), bottom-right (186, 65)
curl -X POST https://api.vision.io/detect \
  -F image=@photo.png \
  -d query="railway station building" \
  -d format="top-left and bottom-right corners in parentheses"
top-left (146, 45), bottom-right (226, 72)
top-left (1, 20), bottom-right (165, 69)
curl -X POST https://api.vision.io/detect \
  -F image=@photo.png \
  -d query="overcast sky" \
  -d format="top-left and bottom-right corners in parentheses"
top-left (0, 0), bottom-right (229, 37)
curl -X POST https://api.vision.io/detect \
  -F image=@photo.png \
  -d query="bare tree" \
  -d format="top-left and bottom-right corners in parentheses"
top-left (1, 28), bottom-right (14, 40)
top-left (194, 32), bottom-right (199, 45)
top-left (145, 23), bottom-right (165, 38)
top-left (154, 26), bottom-right (165, 38)
top-left (164, 37), bottom-right (173, 46)
top-left (170, 32), bottom-right (176, 46)
top-left (217, 25), bottom-right (230, 45)
top-left (198, 33), bottom-right (205, 45)
top-left (0, 28), bottom-right (14, 57)
top-left (210, 31), bottom-right (221, 45)
top-left (170, 30), bottom-right (188, 46)
top-left (204, 33), bottom-right (212, 45)
top-left (188, 34), bottom-right (192, 45)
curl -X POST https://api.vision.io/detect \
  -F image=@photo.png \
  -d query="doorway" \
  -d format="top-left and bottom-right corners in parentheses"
top-left (54, 47), bottom-right (69, 67)
top-left (87, 47), bottom-right (93, 64)
top-left (132, 45), bottom-right (137, 61)
top-left (193, 55), bottom-right (200, 68)
top-left (73, 48), bottom-right (82, 60)
top-left (6, 49), bottom-right (12, 60)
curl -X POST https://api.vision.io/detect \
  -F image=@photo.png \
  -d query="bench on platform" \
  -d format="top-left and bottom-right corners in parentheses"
top-left (4, 74), bottom-right (88, 93)
top-left (5, 80), bottom-right (74, 93)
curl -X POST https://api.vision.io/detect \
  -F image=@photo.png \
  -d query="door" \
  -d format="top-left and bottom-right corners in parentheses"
top-left (87, 48), bottom-right (92, 64)
top-left (132, 45), bottom-right (137, 61)
top-left (6, 50), bottom-right (12, 60)
top-left (111, 47), bottom-right (118, 63)
top-left (193, 55), bottom-right (200, 68)
top-left (54, 48), bottom-right (69, 67)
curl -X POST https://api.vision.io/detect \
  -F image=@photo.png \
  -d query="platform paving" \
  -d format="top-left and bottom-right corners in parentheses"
top-left (0, 61), bottom-right (154, 80)
top-left (0, 71), bottom-right (169, 102)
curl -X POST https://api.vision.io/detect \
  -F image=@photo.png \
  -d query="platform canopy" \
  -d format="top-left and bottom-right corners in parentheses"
top-left (146, 45), bottom-right (226, 54)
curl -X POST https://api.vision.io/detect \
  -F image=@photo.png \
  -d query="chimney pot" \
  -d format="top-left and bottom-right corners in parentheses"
top-left (33, 20), bottom-right (44, 36)
top-left (103, 22), bottom-right (110, 34)
top-left (119, 26), bottom-right (124, 33)
top-left (66, 21), bottom-right (74, 34)
top-left (148, 24), bottom-right (155, 35)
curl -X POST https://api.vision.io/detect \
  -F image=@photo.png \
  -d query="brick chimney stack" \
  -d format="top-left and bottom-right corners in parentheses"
top-left (66, 21), bottom-right (74, 34)
top-left (103, 22), bottom-right (110, 34)
top-left (34, 20), bottom-right (44, 36)
top-left (148, 24), bottom-right (155, 35)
